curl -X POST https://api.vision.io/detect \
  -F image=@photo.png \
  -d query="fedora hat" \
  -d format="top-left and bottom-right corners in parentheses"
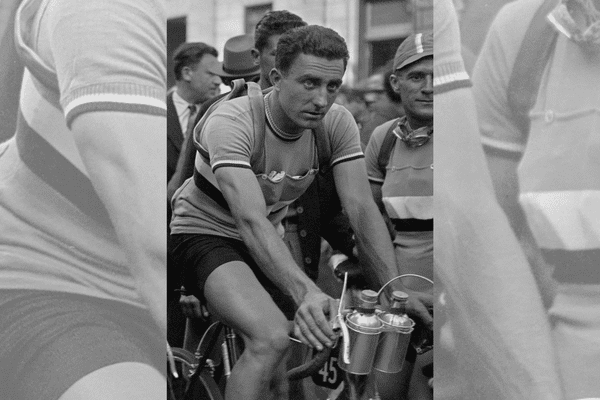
top-left (208, 34), bottom-right (261, 78)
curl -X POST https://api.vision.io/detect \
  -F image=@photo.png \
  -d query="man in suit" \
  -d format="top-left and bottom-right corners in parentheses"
top-left (167, 42), bottom-right (221, 183)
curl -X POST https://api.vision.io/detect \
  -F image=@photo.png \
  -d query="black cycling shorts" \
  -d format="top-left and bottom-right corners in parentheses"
top-left (0, 290), bottom-right (163, 400)
top-left (170, 233), bottom-right (296, 319)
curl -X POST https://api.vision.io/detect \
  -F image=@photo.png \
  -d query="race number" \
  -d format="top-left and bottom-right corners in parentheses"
top-left (311, 343), bottom-right (344, 389)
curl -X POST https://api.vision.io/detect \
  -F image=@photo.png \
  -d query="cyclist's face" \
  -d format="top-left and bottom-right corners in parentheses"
top-left (391, 56), bottom-right (433, 129)
top-left (271, 53), bottom-right (344, 131)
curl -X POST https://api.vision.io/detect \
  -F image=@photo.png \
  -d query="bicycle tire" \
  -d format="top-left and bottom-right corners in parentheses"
top-left (168, 347), bottom-right (224, 400)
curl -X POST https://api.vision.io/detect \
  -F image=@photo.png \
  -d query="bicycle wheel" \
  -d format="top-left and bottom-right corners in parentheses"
top-left (168, 347), bottom-right (224, 400)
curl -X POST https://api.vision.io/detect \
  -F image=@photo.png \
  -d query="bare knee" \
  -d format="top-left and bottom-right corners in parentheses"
top-left (246, 322), bottom-right (290, 361)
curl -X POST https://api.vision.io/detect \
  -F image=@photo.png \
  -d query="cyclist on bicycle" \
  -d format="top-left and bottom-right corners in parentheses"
top-left (170, 25), bottom-right (432, 400)
top-left (364, 32), bottom-right (433, 400)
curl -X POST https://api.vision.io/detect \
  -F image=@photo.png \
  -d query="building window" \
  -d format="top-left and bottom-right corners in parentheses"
top-left (359, 0), bottom-right (432, 79)
top-left (245, 3), bottom-right (272, 34)
top-left (365, 0), bottom-right (413, 42)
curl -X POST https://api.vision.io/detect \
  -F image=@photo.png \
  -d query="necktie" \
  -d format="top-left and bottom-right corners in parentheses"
top-left (185, 104), bottom-right (198, 140)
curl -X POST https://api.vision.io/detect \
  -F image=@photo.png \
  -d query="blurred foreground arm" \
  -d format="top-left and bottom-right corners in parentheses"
top-left (73, 112), bottom-right (167, 335)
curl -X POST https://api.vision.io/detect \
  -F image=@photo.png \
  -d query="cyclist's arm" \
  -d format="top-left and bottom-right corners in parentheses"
top-left (72, 111), bottom-right (167, 335)
top-left (332, 158), bottom-right (432, 327)
top-left (214, 166), bottom-right (338, 349)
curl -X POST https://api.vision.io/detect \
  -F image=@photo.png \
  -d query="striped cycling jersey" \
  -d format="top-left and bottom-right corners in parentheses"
top-left (365, 118), bottom-right (433, 224)
top-left (0, 0), bottom-right (166, 307)
top-left (170, 95), bottom-right (364, 240)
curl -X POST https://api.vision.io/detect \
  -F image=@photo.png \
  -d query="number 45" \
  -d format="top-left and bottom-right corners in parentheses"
top-left (318, 356), bottom-right (338, 384)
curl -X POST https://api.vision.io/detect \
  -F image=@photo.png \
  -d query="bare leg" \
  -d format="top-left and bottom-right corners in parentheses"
top-left (58, 362), bottom-right (165, 400)
top-left (270, 349), bottom-right (291, 400)
top-left (204, 261), bottom-right (291, 400)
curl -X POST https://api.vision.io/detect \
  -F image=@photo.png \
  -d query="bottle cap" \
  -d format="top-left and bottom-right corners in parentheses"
top-left (360, 289), bottom-right (378, 306)
top-left (391, 291), bottom-right (408, 303)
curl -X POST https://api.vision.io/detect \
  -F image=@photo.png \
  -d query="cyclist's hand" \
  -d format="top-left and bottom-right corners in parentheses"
top-left (385, 281), bottom-right (433, 330)
top-left (403, 289), bottom-right (433, 330)
top-left (294, 291), bottom-right (339, 351)
top-left (179, 293), bottom-right (207, 319)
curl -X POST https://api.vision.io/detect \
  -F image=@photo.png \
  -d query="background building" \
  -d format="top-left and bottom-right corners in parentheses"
top-left (166, 0), bottom-right (432, 89)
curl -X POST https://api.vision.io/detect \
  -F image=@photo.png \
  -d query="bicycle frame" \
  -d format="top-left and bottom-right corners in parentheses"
top-left (167, 272), bottom-right (432, 400)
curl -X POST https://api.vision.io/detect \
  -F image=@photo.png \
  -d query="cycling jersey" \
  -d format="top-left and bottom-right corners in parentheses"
top-left (0, 0), bottom-right (166, 308)
top-left (170, 92), bottom-right (363, 240)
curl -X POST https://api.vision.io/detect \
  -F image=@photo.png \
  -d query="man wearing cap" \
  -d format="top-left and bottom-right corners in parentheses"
top-left (364, 31), bottom-right (433, 400)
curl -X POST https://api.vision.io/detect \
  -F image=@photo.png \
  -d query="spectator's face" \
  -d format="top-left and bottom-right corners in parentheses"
top-left (255, 34), bottom-right (281, 86)
top-left (335, 94), bottom-right (369, 125)
top-left (184, 54), bottom-right (222, 103)
top-left (391, 56), bottom-right (433, 128)
top-left (271, 53), bottom-right (344, 131)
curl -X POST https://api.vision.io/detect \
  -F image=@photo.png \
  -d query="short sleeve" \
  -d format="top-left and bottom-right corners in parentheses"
top-left (433, 0), bottom-right (471, 94)
top-left (325, 103), bottom-right (364, 168)
top-left (471, 0), bottom-right (542, 157)
top-left (364, 120), bottom-right (396, 184)
top-left (43, 0), bottom-right (166, 126)
top-left (201, 99), bottom-right (254, 172)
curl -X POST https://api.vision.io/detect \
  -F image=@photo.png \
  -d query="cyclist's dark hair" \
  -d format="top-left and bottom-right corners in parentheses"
top-left (275, 25), bottom-right (349, 75)
top-left (172, 42), bottom-right (218, 80)
top-left (254, 10), bottom-right (306, 52)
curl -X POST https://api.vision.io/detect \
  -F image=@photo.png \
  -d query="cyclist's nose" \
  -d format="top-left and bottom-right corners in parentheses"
top-left (313, 86), bottom-right (328, 109)
top-left (422, 74), bottom-right (433, 95)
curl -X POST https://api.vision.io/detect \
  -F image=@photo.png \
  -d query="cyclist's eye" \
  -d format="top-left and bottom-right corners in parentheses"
top-left (327, 83), bottom-right (340, 93)
top-left (303, 80), bottom-right (316, 89)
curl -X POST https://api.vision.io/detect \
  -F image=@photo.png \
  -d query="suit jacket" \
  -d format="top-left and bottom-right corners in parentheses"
top-left (167, 91), bottom-right (184, 183)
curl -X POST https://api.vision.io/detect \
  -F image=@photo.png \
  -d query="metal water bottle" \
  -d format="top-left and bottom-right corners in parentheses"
top-left (338, 289), bottom-right (383, 375)
top-left (374, 291), bottom-right (415, 373)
